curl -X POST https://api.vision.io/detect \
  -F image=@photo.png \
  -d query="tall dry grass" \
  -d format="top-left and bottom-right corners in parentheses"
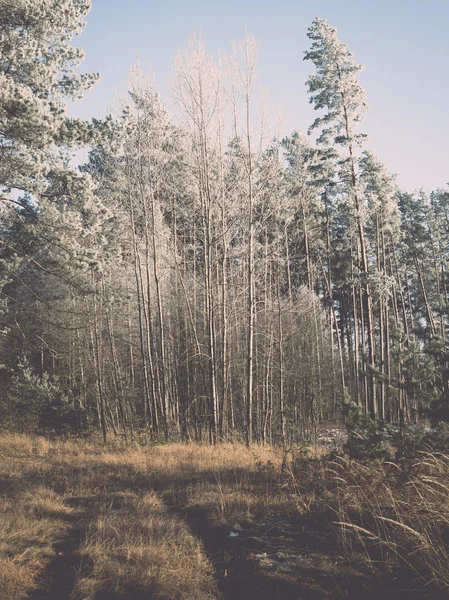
top-left (290, 451), bottom-right (449, 594)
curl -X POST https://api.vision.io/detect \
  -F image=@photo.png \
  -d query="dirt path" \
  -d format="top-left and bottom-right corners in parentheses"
top-left (168, 501), bottom-right (421, 600)
top-left (27, 497), bottom-right (96, 600)
top-left (25, 489), bottom-right (439, 600)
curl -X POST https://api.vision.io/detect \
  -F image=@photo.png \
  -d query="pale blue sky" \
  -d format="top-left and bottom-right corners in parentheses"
top-left (70, 0), bottom-right (449, 192)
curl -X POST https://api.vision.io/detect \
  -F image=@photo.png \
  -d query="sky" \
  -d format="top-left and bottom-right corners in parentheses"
top-left (69, 0), bottom-right (449, 193)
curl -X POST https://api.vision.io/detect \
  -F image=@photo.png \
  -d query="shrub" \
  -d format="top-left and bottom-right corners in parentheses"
top-left (389, 422), bottom-right (449, 459)
top-left (343, 401), bottom-right (389, 461)
top-left (2, 362), bottom-right (87, 436)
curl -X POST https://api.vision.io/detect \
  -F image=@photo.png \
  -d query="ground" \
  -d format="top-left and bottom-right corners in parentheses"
top-left (0, 434), bottom-right (446, 599)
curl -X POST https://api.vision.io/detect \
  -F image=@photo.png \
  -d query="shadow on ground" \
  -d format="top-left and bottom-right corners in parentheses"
top-left (2, 454), bottom-right (444, 600)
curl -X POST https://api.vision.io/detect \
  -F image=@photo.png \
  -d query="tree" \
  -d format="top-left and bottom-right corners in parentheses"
top-left (305, 17), bottom-right (376, 416)
top-left (359, 151), bottom-right (400, 418)
top-left (0, 0), bottom-right (99, 199)
top-left (0, 0), bottom-right (103, 430)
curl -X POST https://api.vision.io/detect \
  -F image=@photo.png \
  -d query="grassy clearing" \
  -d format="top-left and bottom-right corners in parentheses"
top-left (1, 434), bottom-right (449, 598)
top-left (0, 435), bottom-right (280, 600)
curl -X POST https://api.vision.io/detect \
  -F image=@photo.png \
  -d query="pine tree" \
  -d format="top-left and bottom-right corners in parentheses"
top-left (0, 0), bottom-right (99, 199)
top-left (305, 17), bottom-right (376, 415)
top-left (0, 0), bottom-right (104, 429)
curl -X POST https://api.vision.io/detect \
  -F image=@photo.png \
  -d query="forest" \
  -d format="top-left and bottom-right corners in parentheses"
top-left (4, 3), bottom-right (449, 599)
top-left (1, 0), bottom-right (449, 445)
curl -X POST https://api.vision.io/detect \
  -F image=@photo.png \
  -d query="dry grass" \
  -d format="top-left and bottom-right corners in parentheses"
top-left (0, 435), bottom-right (284, 599)
top-left (290, 451), bottom-right (449, 593)
top-left (2, 433), bottom-right (449, 598)
top-left (0, 435), bottom-right (76, 599)
top-left (75, 491), bottom-right (216, 600)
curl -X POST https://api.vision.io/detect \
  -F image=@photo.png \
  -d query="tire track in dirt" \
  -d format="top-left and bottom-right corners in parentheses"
top-left (163, 491), bottom-right (311, 600)
top-left (164, 494), bottom-right (405, 600)
top-left (27, 497), bottom-right (97, 600)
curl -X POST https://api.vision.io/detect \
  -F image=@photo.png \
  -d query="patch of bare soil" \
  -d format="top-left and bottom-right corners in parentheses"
top-left (174, 505), bottom-right (442, 600)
